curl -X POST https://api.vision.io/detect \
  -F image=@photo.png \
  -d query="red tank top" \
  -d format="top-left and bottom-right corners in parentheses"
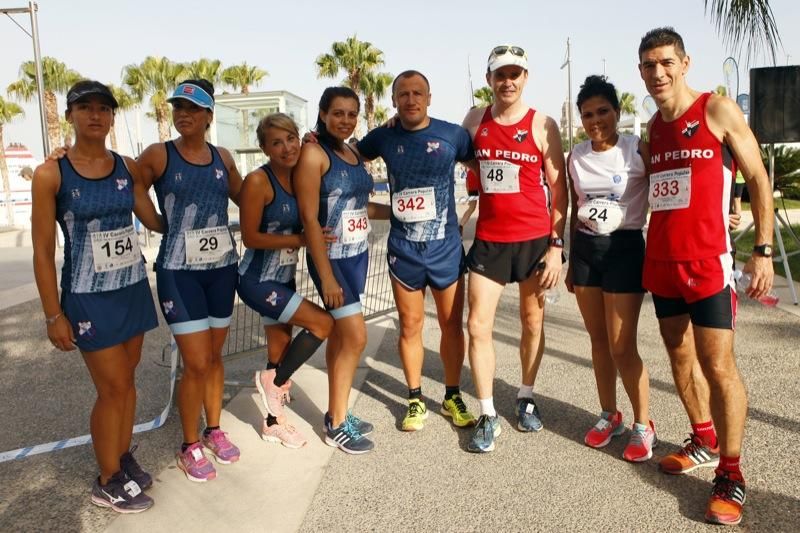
top-left (647, 93), bottom-right (735, 260)
top-left (473, 107), bottom-right (550, 242)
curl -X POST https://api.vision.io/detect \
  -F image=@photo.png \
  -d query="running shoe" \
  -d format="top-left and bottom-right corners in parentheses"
top-left (585, 411), bottom-right (625, 448)
top-left (261, 419), bottom-right (307, 449)
top-left (659, 433), bottom-right (720, 474)
top-left (705, 473), bottom-right (746, 525)
top-left (120, 444), bottom-right (152, 490)
top-left (177, 442), bottom-right (216, 482)
top-left (441, 394), bottom-right (477, 427)
top-left (468, 414), bottom-right (502, 453)
top-left (325, 416), bottom-right (374, 454)
top-left (623, 421), bottom-right (658, 462)
top-left (91, 472), bottom-right (153, 514)
top-left (281, 379), bottom-right (293, 404)
top-left (255, 369), bottom-right (285, 420)
top-left (401, 398), bottom-right (429, 431)
top-left (202, 429), bottom-right (241, 464)
top-left (516, 397), bottom-right (543, 432)
top-left (323, 411), bottom-right (374, 436)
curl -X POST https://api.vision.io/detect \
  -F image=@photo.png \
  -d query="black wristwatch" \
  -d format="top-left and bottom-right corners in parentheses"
top-left (753, 244), bottom-right (773, 257)
top-left (548, 237), bottom-right (565, 248)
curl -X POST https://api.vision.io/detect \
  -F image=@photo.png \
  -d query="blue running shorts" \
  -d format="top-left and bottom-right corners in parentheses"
top-left (386, 233), bottom-right (465, 291)
top-left (307, 251), bottom-right (368, 319)
top-left (156, 263), bottom-right (237, 335)
top-left (237, 275), bottom-right (303, 326)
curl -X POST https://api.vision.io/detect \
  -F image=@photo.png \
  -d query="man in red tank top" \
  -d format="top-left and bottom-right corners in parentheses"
top-left (639, 27), bottom-right (774, 526)
top-left (460, 45), bottom-right (568, 453)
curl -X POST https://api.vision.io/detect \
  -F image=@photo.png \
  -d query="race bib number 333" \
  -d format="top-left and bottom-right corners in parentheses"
top-left (649, 168), bottom-right (691, 211)
top-left (185, 226), bottom-right (234, 265)
top-left (392, 186), bottom-right (436, 222)
top-left (90, 225), bottom-right (141, 273)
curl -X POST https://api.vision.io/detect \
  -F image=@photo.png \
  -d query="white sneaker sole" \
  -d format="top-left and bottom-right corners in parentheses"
top-left (91, 494), bottom-right (152, 514)
top-left (324, 435), bottom-right (373, 454)
top-left (262, 433), bottom-right (307, 449)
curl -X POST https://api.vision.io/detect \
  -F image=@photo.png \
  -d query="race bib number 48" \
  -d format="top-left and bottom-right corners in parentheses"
top-left (185, 226), bottom-right (234, 265)
top-left (649, 168), bottom-right (691, 211)
top-left (479, 160), bottom-right (521, 193)
top-left (342, 208), bottom-right (370, 244)
top-left (90, 225), bottom-right (141, 273)
top-left (577, 198), bottom-right (626, 235)
top-left (392, 187), bottom-right (436, 222)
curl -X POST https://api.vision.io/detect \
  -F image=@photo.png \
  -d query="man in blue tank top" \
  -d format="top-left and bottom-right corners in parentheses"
top-left (356, 70), bottom-right (477, 431)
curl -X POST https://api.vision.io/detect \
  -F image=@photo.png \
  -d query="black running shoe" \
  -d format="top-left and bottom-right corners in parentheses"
top-left (91, 472), bottom-right (153, 514)
top-left (121, 444), bottom-right (152, 490)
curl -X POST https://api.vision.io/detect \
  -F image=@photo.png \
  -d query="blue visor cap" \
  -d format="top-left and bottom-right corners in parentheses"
top-left (168, 83), bottom-right (214, 109)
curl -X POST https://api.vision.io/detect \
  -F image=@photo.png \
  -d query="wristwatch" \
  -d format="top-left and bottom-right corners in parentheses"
top-left (548, 237), bottom-right (565, 248)
top-left (753, 244), bottom-right (773, 257)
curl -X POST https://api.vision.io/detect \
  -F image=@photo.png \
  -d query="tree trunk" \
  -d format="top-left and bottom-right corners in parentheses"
top-left (156, 102), bottom-right (171, 142)
top-left (109, 123), bottom-right (118, 152)
top-left (365, 95), bottom-right (376, 132)
top-left (0, 127), bottom-right (14, 226)
top-left (241, 109), bottom-right (249, 148)
top-left (45, 91), bottom-right (61, 152)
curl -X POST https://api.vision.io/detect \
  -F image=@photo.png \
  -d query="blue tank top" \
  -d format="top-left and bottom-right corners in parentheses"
top-left (56, 152), bottom-right (147, 293)
top-left (238, 165), bottom-right (301, 283)
top-left (154, 141), bottom-right (238, 270)
top-left (318, 143), bottom-right (373, 259)
top-left (357, 118), bottom-right (473, 241)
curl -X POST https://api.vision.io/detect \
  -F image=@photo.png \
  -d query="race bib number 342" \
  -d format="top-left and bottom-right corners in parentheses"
top-left (91, 225), bottom-right (141, 273)
top-left (649, 168), bottom-right (691, 211)
top-left (392, 186), bottom-right (436, 222)
top-left (185, 226), bottom-right (234, 265)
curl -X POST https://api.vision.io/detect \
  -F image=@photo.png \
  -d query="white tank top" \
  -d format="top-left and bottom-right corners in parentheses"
top-left (569, 134), bottom-right (648, 235)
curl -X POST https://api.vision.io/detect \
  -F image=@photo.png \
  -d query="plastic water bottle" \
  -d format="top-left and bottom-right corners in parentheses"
top-left (733, 270), bottom-right (779, 307)
top-left (544, 288), bottom-right (560, 305)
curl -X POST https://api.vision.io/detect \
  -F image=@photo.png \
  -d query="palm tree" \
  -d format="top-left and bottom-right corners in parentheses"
top-left (59, 117), bottom-right (73, 147)
top-left (221, 62), bottom-right (268, 147)
top-left (374, 105), bottom-right (389, 126)
top-left (704, 0), bottom-right (781, 66)
top-left (0, 96), bottom-right (24, 225)
top-left (122, 56), bottom-right (187, 142)
top-left (358, 71), bottom-right (393, 132)
top-left (713, 85), bottom-right (728, 96)
top-left (106, 85), bottom-right (139, 152)
top-left (185, 59), bottom-right (223, 85)
top-left (7, 57), bottom-right (81, 151)
top-left (618, 92), bottom-right (637, 118)
top-left (316, 35), bottom-right (387, 135)
top-left (473, 87), bottom-right (494, 108)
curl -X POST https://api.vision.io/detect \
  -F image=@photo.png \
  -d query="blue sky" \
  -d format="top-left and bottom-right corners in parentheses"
top-left (2, 0), bottom-right (799, 159)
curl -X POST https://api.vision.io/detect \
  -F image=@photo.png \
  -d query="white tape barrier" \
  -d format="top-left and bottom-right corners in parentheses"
top-left (0, 338), bottom-right (179, 463)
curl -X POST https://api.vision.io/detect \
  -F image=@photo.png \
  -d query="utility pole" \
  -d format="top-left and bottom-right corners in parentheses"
top-left (560, 38), bottom-right (573, 152)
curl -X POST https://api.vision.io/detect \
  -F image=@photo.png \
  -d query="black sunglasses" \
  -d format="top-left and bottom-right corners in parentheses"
top-left (491, 46), bottom-right (525, 58)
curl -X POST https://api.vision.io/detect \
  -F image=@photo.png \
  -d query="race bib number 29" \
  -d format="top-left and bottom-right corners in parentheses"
top-left (649, 168), bottom-right (691, 211)
top-left (185, 226), bottom-right (234, 265)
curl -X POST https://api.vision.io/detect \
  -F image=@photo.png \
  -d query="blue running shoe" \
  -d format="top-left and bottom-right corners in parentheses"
top-left (517, 397), bottom-right (543, 432)
top-left (467, 414), bottom-right (502, 453)
top-left (323, 411), bottom-right (374, 436)
top-left (325, 416), bottom-right (375, 455)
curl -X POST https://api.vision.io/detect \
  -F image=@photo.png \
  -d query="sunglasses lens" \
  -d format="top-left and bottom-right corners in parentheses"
top-left (492, 46), bottom-right (509, 56)
top-left (511, 46), bottom-right (525, 56)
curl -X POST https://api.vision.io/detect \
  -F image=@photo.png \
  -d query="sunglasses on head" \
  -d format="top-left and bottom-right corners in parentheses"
top-left (491, 46), bottom-right (525, 58)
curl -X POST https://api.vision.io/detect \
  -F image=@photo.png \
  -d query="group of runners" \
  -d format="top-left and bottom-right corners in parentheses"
top-left (31, 27), bottom-right (774, 526)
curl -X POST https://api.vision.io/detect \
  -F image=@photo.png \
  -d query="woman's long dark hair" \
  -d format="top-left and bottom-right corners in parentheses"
top-left (315, 86), bottom-right (360, 150)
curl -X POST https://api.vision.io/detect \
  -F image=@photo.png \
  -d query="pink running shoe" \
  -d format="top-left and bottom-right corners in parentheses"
top-left (176, 442), bottom-right (217, 482)
top-left (261, 419), bottom-right (307, 449)
top-left (281, 379), bottom-right (293, 404)
top-left (202, 429), bottom-right (241, 464)
top-left (255, 369), bottom-right (286, 420)
top-left (584, 411), bottom-right (624, 448)
top-left (623, 420), bottom-right (658, 462)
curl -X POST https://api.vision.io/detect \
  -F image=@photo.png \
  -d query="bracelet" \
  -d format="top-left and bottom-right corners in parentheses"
top-left (45, 311), bottom-right (63, 325)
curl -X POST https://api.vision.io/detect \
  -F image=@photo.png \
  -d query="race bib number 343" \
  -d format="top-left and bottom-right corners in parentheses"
top-left (341, 208), bottom-right (370, 244)
top-left (185, 226), bottom-right (234, 265)
top-left (479, 160), bottom-right (521, 193)
top-left (392, 187), bottom-right (436, 222)
top-left (91, 225), bottom-right (141, 273)
top-left (649, 168), bottom-right (691, 211)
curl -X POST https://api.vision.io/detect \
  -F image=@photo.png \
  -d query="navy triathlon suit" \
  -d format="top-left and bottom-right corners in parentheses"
top-left (57, 153), bottom-right (158, 351)
top-left (237, 165), bottom-right (304, 325)
top-left (306, 143), bottom-right (373, 319)
top-left (154, 141), bottom-right (238, 335)
top-left (358, 118), bottom-right (472, 290)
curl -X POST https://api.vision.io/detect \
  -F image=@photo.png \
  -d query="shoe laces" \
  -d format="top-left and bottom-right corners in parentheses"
top-left (408, 401), bottom-right (425, 417)
top-left (711, 474), bottom-right (742, 500)
top-left (341, 417), bottom-right (364, 441)
top-left (679, 433), bottom-right (705, 456)
top-left (208, 429), bottom-right (232, 449)
top-left (475, 415), bottom-right (492, 438)
top-left (629, 427), bottom-right (649, 447)
top-left (450, 394), bottom-right (468, 414)
top-left (345, 412), bottom-right (363, 427)
top-left (121, 445), bottom-right (145, 477)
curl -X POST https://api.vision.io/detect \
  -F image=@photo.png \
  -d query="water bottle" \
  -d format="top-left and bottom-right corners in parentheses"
top-left (544, 288), bottom-right (560, 305)
top-left (733, 270), bottom-right (779, 307)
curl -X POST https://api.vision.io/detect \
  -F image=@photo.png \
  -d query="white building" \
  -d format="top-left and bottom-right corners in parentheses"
top-left (1, 143), bottom-right (39, 227)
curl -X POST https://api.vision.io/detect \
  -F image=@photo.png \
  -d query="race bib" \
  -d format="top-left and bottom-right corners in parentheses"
top-left (90, 225), bottom-right (141, 273)
top-left (577, 198), bottom-right (627, 235)
top-left (185, 226), bottom-right (233, 265)
top-left (479, 160), bottom-right (520, 193)
top-left (341, 208), bottom-right (370, 244)
top-left (649, 168), bottom-right (691, 211)
top-left (392, 187), bottom-right (436, 222)
top-left (279, 248), bottom-right (298, 266)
